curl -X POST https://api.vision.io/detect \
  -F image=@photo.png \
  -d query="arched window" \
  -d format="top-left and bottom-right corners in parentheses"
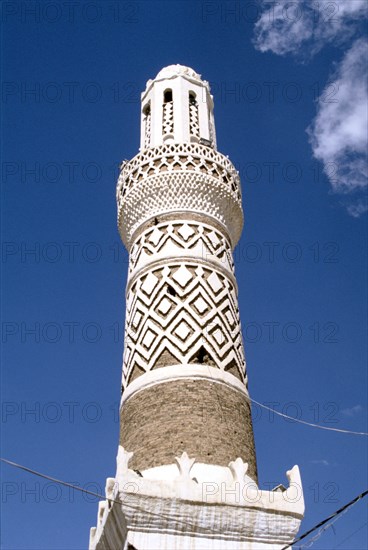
top-left (164, 89), bottom-right (173, 103)
top-left (143, 102), bottom-right (151, 148)
top-left (162, 89), bottom-right (174, 136)
top-left (208, 107), bottom-right (216, 148)
top-left (189, 91), bottom-right (199, 140)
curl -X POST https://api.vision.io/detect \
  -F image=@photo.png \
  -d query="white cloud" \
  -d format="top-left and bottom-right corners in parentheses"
top-left (307, 38), bottom-right (368, 201)
top-left (253, 0), bottom-right (367, 56)
top-left (341, 404), bottom-right (363, 417)
top-left (253, 1), bottom-right (368, 215)
top-left (311, 459), bottom-right (330, 466)
top-left (346, 201), bottom-right (368, 218)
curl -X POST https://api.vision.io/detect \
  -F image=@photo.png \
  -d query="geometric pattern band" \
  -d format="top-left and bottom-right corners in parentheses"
top-left (122, 261), bottom-right (247, 390)
top-left (118, 142), bottom-right (241, 202)
top-left (117, 142), bottom-right (243, 248)
top-left (129, 219), bottom-right (235, 276)
top-left (118, 171), bottom-right (243, 249)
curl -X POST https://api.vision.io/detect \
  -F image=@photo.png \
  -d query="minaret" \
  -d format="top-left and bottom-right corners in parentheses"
top-left (90, 65), bottom-right (304, 550)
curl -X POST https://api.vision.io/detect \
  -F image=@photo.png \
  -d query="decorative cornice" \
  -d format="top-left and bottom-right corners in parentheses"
top-left (120, 364), bottom-right (248, 406)
top-left (117, 143), bottom-right (243, 248)
top-left (90, 448), bottom-right (304, 549)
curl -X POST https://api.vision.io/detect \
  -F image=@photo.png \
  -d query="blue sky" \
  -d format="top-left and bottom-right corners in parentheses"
top-left (1, 1), bottom-right (367, 548)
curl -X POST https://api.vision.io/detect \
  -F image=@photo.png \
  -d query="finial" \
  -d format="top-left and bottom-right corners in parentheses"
top-left (175, 451), bottom-right (196, 480)
top-left (116, 446), bottom-right (134, 478)
top-left (228, 457), bottom-right (249, 482)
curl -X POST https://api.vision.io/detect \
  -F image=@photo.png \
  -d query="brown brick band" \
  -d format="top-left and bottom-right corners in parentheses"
top-left (119, 378), bottom-right (258, 482)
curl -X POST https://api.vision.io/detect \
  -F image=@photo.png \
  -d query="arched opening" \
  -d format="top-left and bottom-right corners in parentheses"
top-left (189, 345), bottom-right (216, 367)
top-left (163, 89), bottom-right (174, 140)
top-left (208, 106), bottom-right (216, 148)
top-left (164, 89), bottom-right (173, 103)
top-left (143, 101), bottom-right (151, 148)
top-left (189, 90), bottom-right (199, 141)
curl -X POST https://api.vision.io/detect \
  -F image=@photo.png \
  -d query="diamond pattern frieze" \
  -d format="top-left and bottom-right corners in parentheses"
top-left (157, 297), bottom-right (173, 315)
top-left (172, 265), bottom-right (193, 288)
top-left (148, 227), bottom-right (164, 246)
top-left (174, 320), bottom-right (192, 341)
top-left (141, 272), bottom-right (159, 295)
top-left (207, 271), bottom-right (224, 294)
top-left (211, 326), bottom-right (228, 347)
top-left (224, 307), bottom-right (237, 331)
top-left (177, 223), bottom-right (195, 241)
top-left (132, 311), bottom-right (143, 330)
top-left (142, 329), bottom-right (157, 350)
top-left (193, 296), bottom-right (209, 314)
top-left (122, 261), bottom-right (246, 385)
top-left (207, 231), bottom-right (221, 249)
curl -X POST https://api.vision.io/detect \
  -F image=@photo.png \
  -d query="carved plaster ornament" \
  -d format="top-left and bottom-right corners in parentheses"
top-left (116, 446), bottom-right (134, 478)
top-left (229, 457), bottom-right (256, 485)
top-left (175, 451), bottom-right (196, 481)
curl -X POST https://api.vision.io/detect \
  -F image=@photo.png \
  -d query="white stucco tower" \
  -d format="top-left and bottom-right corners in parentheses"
top-left (89, 65), bottom-right (304, 550)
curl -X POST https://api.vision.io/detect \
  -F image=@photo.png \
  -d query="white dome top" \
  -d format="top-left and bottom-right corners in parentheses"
top-left (155, 65), bottom-right (202, 81)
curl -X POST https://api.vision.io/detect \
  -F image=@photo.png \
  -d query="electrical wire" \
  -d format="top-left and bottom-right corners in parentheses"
top-left (247, 396), bottom-right (368, 436)
top-left (333, 521), bottom-right (368, 549)
top-left (0, 457), bottom-right (214, 535)
top-left (297, 506), bottom-right (349, 549)
top-left (1, 456), bottom-right (367, 550)
top-left (0, 457), bottom-right (124, 507)
top-left (280, 489), bottom-right (368, 550)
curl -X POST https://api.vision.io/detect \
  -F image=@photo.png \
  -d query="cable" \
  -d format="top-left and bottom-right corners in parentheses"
top-left (2, 455), bottom-right (368, 550)
top-left (0, 457), bottom-right (124, 507)
top-left (333, 521), bottom-right (368, 549)
top-left (280, 489), bottom-right (368, 550)
top-left (0, 457), bottom-right (214, 536)
top-left (297, 505), bottom-right (349, 549)
top-left (247, 396), bottom-right (368, 436)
